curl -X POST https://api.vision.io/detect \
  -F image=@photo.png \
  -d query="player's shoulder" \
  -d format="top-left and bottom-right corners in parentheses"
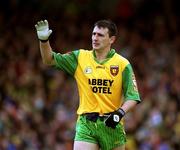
top-left (114, 52), bottom-right (130, 64)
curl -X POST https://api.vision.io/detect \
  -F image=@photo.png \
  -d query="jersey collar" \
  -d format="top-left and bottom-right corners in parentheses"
top-left (92, 49), bottom-right (116, 64)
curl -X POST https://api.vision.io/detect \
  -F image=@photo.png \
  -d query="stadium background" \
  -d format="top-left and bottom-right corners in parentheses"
top-left (0, 0), bottom-right (180, 149)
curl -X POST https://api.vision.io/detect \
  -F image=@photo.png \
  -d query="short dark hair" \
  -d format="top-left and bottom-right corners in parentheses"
top-left (94, 20), bottom-right (118, 37)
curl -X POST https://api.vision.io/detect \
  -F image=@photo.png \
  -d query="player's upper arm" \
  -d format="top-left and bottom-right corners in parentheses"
top-left (52, 50), bottom-right (80, 76)
top-left (122, 64), bottom-right (141, 103)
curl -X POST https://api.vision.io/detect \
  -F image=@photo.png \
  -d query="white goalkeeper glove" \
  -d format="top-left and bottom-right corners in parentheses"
top-left (35, 20), bottom-right (52, 42)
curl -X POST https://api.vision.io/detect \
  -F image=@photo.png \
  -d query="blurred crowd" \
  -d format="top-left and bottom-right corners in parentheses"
top-left (0, 0), bottom-right (180, 150)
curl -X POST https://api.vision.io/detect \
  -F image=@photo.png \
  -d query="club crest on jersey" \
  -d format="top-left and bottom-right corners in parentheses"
top-left (110, 65), bottom-right (119, 76)
top-left (84, 67), bottom-right (92, 74)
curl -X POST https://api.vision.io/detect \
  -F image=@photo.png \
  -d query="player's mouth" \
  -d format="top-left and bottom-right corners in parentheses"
top-left (93, 43), bottom-right (100, 47)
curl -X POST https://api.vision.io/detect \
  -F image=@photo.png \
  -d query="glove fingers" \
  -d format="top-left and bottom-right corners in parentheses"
top-left (37, 21), bottom-right (41, 26)
top-left (104, 114), bottom-right (119, 129)
top-left (35, 24), bottom-right (38, 30)
top-left (44, 20), bottom-right (48, 27)
top-left (35, 21), bottom-right (42, 29)
top-left (40, 20), bottom-right (44, 26)
top-left (105, 121), bottom-right (116, 129)
top-left (48, 30), bottom-right (52, 36)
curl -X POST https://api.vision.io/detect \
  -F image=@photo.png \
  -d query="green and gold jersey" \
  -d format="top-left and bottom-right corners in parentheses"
top-left (53, 49), bottom-right (140, 115)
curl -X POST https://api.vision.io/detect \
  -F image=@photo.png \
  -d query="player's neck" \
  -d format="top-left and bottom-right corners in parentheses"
top-left (95, 48), bottom-right (110, 61)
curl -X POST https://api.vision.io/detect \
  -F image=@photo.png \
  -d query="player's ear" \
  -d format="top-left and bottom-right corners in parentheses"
top-left (110, 36), bottom-right (116, 44)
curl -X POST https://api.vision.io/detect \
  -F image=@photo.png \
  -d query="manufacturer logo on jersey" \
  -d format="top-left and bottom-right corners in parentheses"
top-left (84, 67), bottom-right (92, 74)
top-left (96, 65), bottom-right (105, 69)
top-left (110, 65), bottom-right (119, 76)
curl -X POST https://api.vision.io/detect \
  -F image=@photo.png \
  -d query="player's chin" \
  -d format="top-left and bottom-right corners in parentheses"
top-left (92, 46), bottom-right (100, 50)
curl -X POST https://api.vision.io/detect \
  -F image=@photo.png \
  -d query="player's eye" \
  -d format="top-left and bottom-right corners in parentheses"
top-left (92, 32), bottom-right (104, 37)
top-left (92, 32), bottom-right (96, 36)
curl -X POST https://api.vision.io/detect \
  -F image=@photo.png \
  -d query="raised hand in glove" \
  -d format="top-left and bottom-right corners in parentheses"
top-left (35, 20), bottom-right (52, 42)
top-left (104, 108), bottom-right (125, 129)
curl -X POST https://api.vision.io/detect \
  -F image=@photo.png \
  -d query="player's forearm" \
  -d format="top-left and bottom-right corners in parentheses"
top-left (120, 100), bottom-right (138, 113)
top-left (40, 41), bottom-right (55, 65)
top-left (105, 100), bottom-right (138, 129)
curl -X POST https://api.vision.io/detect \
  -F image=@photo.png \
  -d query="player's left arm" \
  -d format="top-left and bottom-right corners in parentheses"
top-left (120, 100), bottom-right (138, 113)
top-left (120, 63), bottom-right (141, 112)
top-left (122, 64), bottom-right (140, 101)
top-left (105, 63), bottom-right (140, 128)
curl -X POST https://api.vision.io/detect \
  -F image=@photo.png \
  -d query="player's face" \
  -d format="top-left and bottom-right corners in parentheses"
top-left (92, 26), bottom-right (115, 51)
